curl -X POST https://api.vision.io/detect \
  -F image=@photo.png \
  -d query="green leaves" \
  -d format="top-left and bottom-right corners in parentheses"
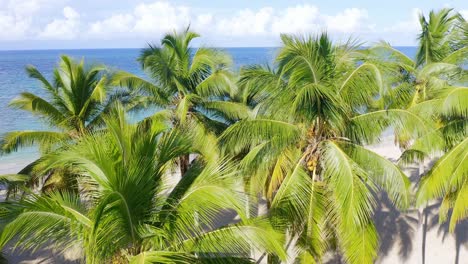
top-left (9, 92), bottom-right (66, 127)
top-left (339, 62), bottom-right (384, 109)
top-left (220, 33), bottom-right (419, 264)
top-left (348, 109), bottom-right (433, 145)
top-left (338, 141), bottom-right (410, 209)
top-left (0, 191), bottom-right (85, 253)
top-left (416, 138), bottom-right (468, 207)
top-left (0, 130), bottom-right (68, 154)
top-left (416, 8), bottom-right (464, 66)
top-left (2, 18), bottom-right (467, 264)
top-left (0, 105), bottom-right (285, 262)
top-left (220, 119), bottom-right (301, 154)
top-left (179, 219), bottom-right (286, 261)
top-left (322, 141), bottom-right (376, 228)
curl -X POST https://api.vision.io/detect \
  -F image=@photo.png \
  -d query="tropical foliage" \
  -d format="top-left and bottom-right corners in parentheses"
top-left (411, 9), bottom-right (467, 230)
top-left (112, 28), bottom-right (245, 175)
top-left (0, 8), bottom-right (467, 264)
top-left (0, 105), bottom-right (285, 263)
top-left (367, 8), bottom-right (468, 231)
top-left (221, 33), bottom-right (424, 264)
top-left (0, 56), bottom-right (133, 193)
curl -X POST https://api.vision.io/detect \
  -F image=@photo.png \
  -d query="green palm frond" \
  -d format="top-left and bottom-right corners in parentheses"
top-left (416, 8), bottom-right (464, 66)
top-left (321, 140), bottom-right (376, 228)
top-left (338, 222), bottom-right (379, 264)
top-left (337, 141), bottom-right (411, 209)
top-left (110, 71), bottom-right (169, 105)
top-left (220, 119), bottom-right (302, 154)
top-left (339, 62), bottom-right (384, 108)
top-left (416, 137), bottom-right (468, 205)
top-left (347, 109), bottom-right (433, 145)
top-left (9, 92), bottom-right (66, 127)
top-left (178, 219), bottom-right (286, 261)
top-left (0, 191), bottom-right (86, 253)
top-left (416, 137), bottom-right (468, 231)
top-left (0, 130), bottom-right (68, 154)
top-left (201, 101), bottom-right (254, 121)
top-left (0, 174), bottom-right (29, 184)
top-left (195, 70), bottom-right (233, 97)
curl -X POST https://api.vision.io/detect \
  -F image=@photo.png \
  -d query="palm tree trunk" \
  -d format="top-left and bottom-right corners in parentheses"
top-left (179, 154), bottom-right (190, 176)
top-left (265, 199), bottom-right (281, 264)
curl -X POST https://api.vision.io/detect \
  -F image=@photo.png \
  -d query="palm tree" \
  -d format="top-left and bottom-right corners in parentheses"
top-left (367, 9), bottom-right (466, 108)
top-left (220, 33), bottom-right (425, 263)
top-left (0, 104), bottom-right (286, 263)
top-left (402, 86), bottom-right (467, 232)
top-left (364, 10), bottom-right (466, 150)
top-left (0, 55), bottom-right (130, 192)
top-left (416, 8), bottom-right (466, 67)
top-left (112, 28), bottom-right (237, 175)
top-left (368, 8), bottom-right (468, 231)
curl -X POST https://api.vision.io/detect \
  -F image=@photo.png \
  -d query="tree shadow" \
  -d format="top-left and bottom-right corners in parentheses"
top-left (424, 207), bottom-right (468, 264)
top-left (373, 192), bottom-right (419, 262)
top-left (4, 245), bottom-right (81, 264)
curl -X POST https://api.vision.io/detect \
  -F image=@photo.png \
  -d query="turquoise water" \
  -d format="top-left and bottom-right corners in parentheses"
top-left (0, 47), bottom-right (416, 170)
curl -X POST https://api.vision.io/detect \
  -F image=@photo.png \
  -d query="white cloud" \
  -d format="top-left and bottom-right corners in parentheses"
top-left (133, 1), bottom-right (191, 35)
top-left (87, 1), bottom-right (195, 38)
top-left (325, 8), bottom-right (372, 33)
top-left (6, 0), bottom-right (464, 48)
top-left (6, 0), bottom-right (41, 17)
top-left (271, 5), bottom-right (320, 34)
top-left (39, 6), bottom-right (80, 39)
top-left (0, 0), bottom-right (43, 40)
top-left (0, 15), bottom-right (30, 40)
top-left (384, 8), bottom-right (421, 33)
top-left (195, 14), bottom-right (213, 28)
top-left (216, 7), bottom-right (274, 36)
top-left (89, 14), bottom-right (134, 37)
top-left (201, 4), bottom-right (371, 38)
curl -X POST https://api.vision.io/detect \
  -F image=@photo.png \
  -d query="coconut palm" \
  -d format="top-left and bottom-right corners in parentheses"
top-left (364, 10), bottom-right (466, 148)
top-left (0, 104), bottom-right (286, 263)
top-left (220, 33), bottom-right (426, 263)
top-left (112, 28), bottom-right (239, 175)
top-left (367, 9), bottom-right (466, 109)
top-left (368, 9), bottom-right (468, 231)
top-left (405, 87), bottom-right (467, 232)
top-left (416, 8), bottom-right (466, 66)
top-left (0, 55), bottom-right (132, 192)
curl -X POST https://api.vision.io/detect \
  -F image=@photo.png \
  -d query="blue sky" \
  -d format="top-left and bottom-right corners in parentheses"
top-left (0, 0), bottom-right (466, 50)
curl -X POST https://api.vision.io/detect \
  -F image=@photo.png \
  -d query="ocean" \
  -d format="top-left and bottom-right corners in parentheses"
top-left (0, 47), bottom-right (416, 171)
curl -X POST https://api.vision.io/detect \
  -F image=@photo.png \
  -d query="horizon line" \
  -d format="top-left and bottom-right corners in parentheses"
top-left (0, 46), bottom-right (419, 52)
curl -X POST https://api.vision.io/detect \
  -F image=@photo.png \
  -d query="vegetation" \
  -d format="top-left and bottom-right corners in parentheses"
top-left (0, 8), bottom-right (466, 264)
top-left (0, 105), bottom-right (285, 263)
top-left (0, 56), bottom-right (132, 193)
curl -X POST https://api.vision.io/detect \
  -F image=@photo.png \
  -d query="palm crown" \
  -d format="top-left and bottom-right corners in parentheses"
top-left (220, 33), bottom-right (427, 263)
top-left (113, 28), bottom-right (236, 132)
top-left (0, 55), bottom-right (132, 192)
top-left (383, 9), bottom-right (468, 231)
top-left (0, 55), bottom-right (126, 154)
top-left (0, 104), bottom-right (285, 263)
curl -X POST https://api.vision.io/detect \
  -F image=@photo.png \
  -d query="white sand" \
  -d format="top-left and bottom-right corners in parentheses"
top-left (368, 136), bottom-right (467, 264)
top-left (1, 137), bottom-right (466, 263)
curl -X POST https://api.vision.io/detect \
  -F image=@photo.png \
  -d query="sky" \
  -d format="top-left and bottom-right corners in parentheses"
top-left (0, 0), bottom-right (467, 50)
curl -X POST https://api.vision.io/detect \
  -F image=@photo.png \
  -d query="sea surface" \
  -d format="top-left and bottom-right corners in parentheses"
top-left (0, 47), bottom-right (416, 170)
